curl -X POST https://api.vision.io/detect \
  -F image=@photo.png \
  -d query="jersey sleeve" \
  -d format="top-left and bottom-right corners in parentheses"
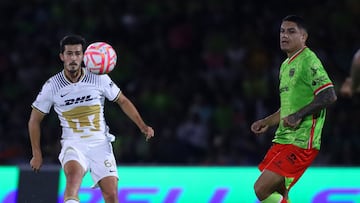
top-left (100, 74), bottom-right (121, 101)
top-left (31, 79), bottom-right (54, 114)
top-left (303, 58), bottom-right (334, 95)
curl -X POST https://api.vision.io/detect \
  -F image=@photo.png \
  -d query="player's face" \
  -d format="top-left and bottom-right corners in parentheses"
top-left (280, 21), bottom-right (307, 57)
top-left (60, 44), bottom-right (83, 74)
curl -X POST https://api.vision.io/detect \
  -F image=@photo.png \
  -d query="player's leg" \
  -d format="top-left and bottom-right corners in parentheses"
top-left (63, 160), bottom-right (85, 203)
top-left (63, 160), bottom-right (85, 202)
top-left (276, 182), bottom-right (289, 200)
top-left (255, 144), bottom-right (293, 202)
top-left (59, 144), bottom-right (87, 203)
top-left (89, 140), bottom-right (119, 203)
top-left (256, 144), bottom-right (318, 203)
top-left (254, 169), bottom-right (287, 202)
top-left (98, 176), bottom-right (119, 203)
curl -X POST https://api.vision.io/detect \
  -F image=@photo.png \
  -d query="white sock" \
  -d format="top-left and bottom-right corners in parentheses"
top-left (65, 200), bottom-right (79, 203)
top-left (64, 196), bottom-right (79, 203)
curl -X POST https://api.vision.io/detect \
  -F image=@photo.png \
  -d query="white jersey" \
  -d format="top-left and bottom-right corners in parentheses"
top-left (32, 68), bottom-right (121, 140)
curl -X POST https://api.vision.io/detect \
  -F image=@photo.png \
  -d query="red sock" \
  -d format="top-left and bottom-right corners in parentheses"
top-left (281, 198), bottom-right (289, 203)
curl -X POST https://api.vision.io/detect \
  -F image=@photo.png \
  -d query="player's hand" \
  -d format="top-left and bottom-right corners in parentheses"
top-left (251, 119), bottom-right (269, 135)
top-left (282, 114), bottom-right (302, 129)
top-left (141, 126), bottom-right (154, 141)
top-left (30, 156), bottom-right (43, 173)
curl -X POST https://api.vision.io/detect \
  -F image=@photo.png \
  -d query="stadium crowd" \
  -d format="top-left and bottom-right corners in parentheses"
top-left (0, 0), bottom-right (360, 166)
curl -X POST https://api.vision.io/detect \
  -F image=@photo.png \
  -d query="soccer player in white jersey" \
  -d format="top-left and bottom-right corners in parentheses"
top-left (28, 35), bottom-right (154, 203)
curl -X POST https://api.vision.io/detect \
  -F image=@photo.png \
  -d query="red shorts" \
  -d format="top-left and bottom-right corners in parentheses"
top-left (258, 143), bottom-right (319, 190)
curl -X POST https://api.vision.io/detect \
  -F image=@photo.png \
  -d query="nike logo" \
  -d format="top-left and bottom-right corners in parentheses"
top-left (60, 92), bottom-right (70, 97)
top-left (109, 170), bottom-right (116, 173)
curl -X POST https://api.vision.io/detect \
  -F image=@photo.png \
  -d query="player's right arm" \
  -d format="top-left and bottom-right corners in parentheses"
top-left (28, 108), bottom-right (46, 172)
top-left (28, 79), bottom-right (53, 173)
top-left (251, 109), bottom-right (280, 135)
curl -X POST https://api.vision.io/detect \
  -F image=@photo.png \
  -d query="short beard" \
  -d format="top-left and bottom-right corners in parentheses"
top-left (67, 64), bottom-right (80, 74)
top-left (68, 68), bottom-right (78, 74)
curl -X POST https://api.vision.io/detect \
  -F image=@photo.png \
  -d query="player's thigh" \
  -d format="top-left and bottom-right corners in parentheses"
top-left (255, 169), bottom-right (284, 195)
top-left (59, 141), bottom-right (88, 172)
top-left (61, 149), bottom-right (87, 180)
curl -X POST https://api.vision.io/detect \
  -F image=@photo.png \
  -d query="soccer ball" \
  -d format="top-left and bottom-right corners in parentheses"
top-left (83, 42), bottom-right (117, 74)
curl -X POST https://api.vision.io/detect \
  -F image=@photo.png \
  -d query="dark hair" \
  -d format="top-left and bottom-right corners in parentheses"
top-left (59, 34), bottom-right (86, 53)
top-left (282, 15), bottom-right (307, 32)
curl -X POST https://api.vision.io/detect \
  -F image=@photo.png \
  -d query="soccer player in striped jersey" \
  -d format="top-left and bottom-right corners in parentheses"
top-left (250, 15), bottom-right (337, 203)
top-left (28, 35), bottom-right (154, 203)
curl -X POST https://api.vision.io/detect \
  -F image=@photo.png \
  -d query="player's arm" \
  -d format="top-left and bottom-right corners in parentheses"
top-left (283, 87), bottom-right (337, 128)
top-left (251, 109), bottom-right (280, 135)
top-left (351, 49), bottom-right (360, 93)
top-left (115, 93), bottom-right (154, 141)
top-left (28, 108), bottom-right (46, 172)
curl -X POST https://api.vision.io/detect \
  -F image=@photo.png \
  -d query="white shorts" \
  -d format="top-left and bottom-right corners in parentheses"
top-left (58, 138), bottom-right (118, 187)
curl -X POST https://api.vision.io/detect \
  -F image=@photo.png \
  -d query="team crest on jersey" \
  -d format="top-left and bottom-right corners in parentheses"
top-left (289, 68), bottom-right (295, 77)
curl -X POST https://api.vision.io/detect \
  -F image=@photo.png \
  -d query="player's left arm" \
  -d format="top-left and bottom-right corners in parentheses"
top-left (115, 93), bottom-right (154, 141)
top-left (28, 108), bottom-right (46, 172)
top-left (283, 87), bottom-right (337, 128)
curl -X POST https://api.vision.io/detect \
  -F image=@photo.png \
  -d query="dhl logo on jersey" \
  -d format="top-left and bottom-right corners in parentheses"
top-left (64, 95), bottom-right (94, 106)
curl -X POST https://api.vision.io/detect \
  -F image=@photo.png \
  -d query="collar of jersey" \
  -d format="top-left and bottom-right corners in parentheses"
top-left (62, 68), bottom-right (86, 84)
top-left (288, 46), bottom-right (307, 64)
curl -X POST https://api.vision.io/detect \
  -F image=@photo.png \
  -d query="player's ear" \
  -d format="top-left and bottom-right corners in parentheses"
top-left (59, 53), bottom-right (64, 61)
top-left (301, 31), bottom-right (308, 43)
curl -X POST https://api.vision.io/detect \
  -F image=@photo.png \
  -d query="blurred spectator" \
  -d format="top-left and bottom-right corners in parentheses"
top-left (176, 112), bottom-right (209, 163)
